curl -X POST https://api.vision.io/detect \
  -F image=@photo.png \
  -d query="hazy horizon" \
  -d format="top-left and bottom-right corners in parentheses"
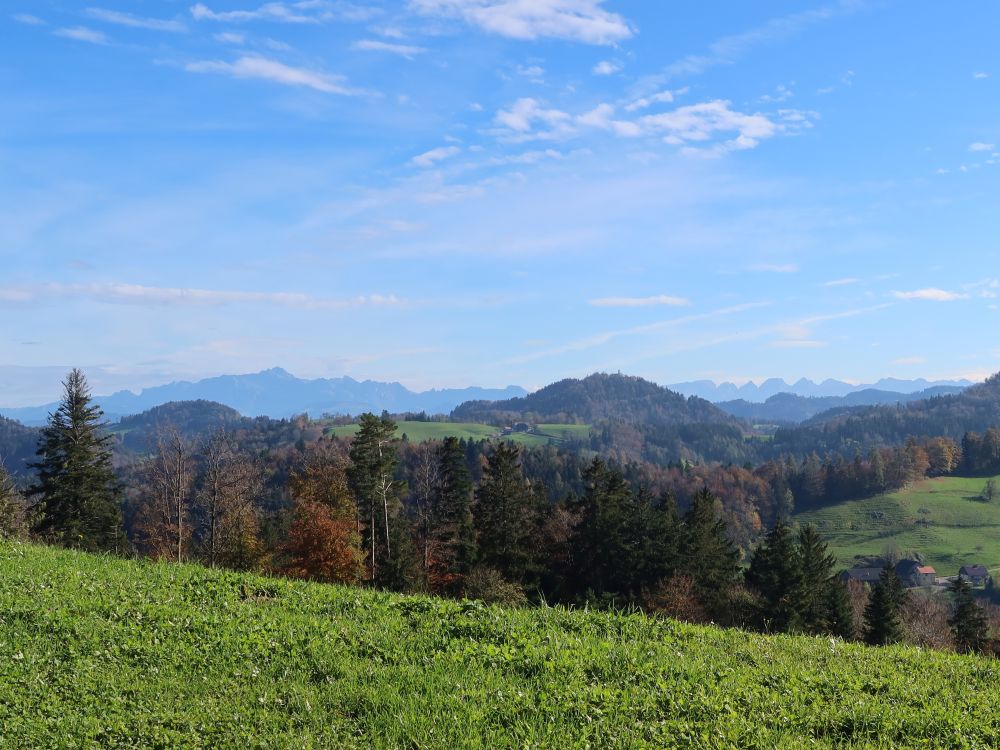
top-left (4, 1), bottom-right (1000, 393)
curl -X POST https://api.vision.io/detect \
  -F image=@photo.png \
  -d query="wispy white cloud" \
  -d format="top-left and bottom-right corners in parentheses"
top-left (353, 39), bottom-right (427, 57)
top-left (493, 97), bottom-right (574, 139)
top-left (769, 338), bottom-right (825, 349)
top-left (649, 1), bottom-right (853, 85)
top-left (85, 8), bottom-right (187, 32)
top-left (759, 84), bottom-right (793, 103)
top-left (516, 63), bottom-right (545, 78)
top-left (53, 26), bottom-right (110, 44)
top-left (409, 0), bottom-right (634, 45)
top-left (502, 302), bottom-right (771, 365)
top-left (973, 71), bottom-right (990, 79)
top-left (624, 88), bottom-right (687, 112)
top-left (185, 55), bottom-right (363, 95)
top-left (482, 148), bottom-right (571, 166)
top-left (492, 97), bottom-right (814, 153)
top-left (891, 288), bottom-right (968, 302)
top-left (592, 60), bottom-right (621, 75)
top-left (588, 295), bottom-right (690, 308)
top-left (970, 142), bottom-right (995, 152)
top-left (12, 13), bottom-right (46, 25)
top-left (411, 145), bottom-right (462, 167)
top-left (190, 2), bottom-right (317, 23)
top-left (823, 277), bottom-right (860, 286)
top-left (961, 278), bottom-right (1000, 298)
top-left (0, 283), bottom-right (405, 310)
top-left (214, 31), bottom-right (247, 43)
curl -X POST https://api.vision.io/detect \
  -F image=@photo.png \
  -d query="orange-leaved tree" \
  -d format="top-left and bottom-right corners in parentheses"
top-left (284, 444), bottom-right (364, 584)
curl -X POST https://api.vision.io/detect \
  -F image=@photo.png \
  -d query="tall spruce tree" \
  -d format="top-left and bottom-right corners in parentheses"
top-left (431, 436), bottom-right (477, 591)
top-left (949, 575), bottom-right (988, 654)
top-left (745, 520), bottom-right (802, 632)
top-left (626, 487), bottom-right (680, 592)
top-left (347, 413), bottom-right (402, 584)
top-left (797, 524), bottom-right (853, 637)
top-left (679, 487), bottom-right (740, 619)
top-left (573, 458), bottom-right (633, 597)
top-left (29, 369), bottom-right (123, 552)
top-left (474, 442), bottom-right (538, 586)
top-left (863, 566), bottom-right (907, 646)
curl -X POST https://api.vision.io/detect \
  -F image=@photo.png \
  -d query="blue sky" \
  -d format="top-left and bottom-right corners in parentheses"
top-left (2, 0), bottom-right (999, 404)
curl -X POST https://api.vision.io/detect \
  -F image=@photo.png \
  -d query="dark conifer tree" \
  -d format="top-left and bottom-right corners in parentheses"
top-left (29, 369), bottom-right (124, 552)
top-left (797, 524), bottom-right (850, 636)
top-left (679, 487), bottom-right (740, 618)
top-left (825, 578), bottom-right (856, 640)
top-left (949, 575), bottom-right (988, 654)
top-left (573, 458), bottom-right (632, 597)
top-left (863, 566), bottom-right (907, 645)
top-left (627, 487), bottom-right (679, 591)
top-left (347, 413), bottom-right (402, 584)
top-left (430, 436), bottom-right (477, 591)
top-left (474, 442), bottom-right (539, 585)
top-left (745, 520), bottom-right (802, 632)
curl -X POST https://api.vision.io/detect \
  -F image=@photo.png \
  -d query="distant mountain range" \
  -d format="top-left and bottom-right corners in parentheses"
top-left (0, 368), bottom-right (528, 426)
top-left (669, 377), bottom-right (974, 403)
top-left (716, 386), bottom-right (968, 424)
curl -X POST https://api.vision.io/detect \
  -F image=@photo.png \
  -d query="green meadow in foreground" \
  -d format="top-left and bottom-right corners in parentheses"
top-left (795, 475), bottom-right (1000, 576)
top-left (2, 543), bottom-right (999, 749)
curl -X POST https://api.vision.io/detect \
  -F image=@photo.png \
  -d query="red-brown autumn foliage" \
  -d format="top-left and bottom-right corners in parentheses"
top-left (282, 445), bottom-right (364, 584)
top-left (284, 499), bottom-right (364, 584)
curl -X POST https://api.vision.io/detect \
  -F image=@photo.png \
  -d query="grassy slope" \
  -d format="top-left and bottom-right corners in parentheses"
top-left (795, 475), bottom-right (1000, 575)
top-left (2, 544), bottom-right (1000, 748)
top-left (324, 421), bottom-right (591, 447)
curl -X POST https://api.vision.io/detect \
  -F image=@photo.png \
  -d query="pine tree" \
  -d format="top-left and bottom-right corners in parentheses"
top-left (573, 458), bottom-right (632, 597)
top-left (797, 524), bottom-right (846, 635)
top-left (679, 487), bottom-right (740, 619)
top-left (949, 575), bottom-right (988, 654)
top-left (745, 520), bottom-right (802, 632)
top-left (626, 487), bottom-right (680, 592)
top-left (863, 566), bottom-right (907, 646)
top-left (475, 442), bottom-right (539, 586)
top-left (29, 369), bottom-right (123, 552)
top-left (826, 579), bottom-right (856, 640)
top-left (429, 436), bottom-right (476, 591)
top-left (347, 413), bottom-right (402, 584)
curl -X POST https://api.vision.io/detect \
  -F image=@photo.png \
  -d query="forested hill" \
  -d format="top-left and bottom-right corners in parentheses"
top-left (452, 372), bottom-right (740, 427)
top-left (0, 415), bottom-right (38, 475)
top-left (771, 372), bottom-right (1000, 456)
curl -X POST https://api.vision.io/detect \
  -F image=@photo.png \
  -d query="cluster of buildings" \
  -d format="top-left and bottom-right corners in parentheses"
top-left (840, 560), bottom-right (991, 589)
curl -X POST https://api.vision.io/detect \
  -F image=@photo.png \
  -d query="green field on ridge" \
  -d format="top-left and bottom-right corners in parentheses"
top-left (323, 421), bottom-right (591, 448)
top-left (795, 474), bottom-right (1000, 576)
top-left (2, 542), bottom-right (1000, 748)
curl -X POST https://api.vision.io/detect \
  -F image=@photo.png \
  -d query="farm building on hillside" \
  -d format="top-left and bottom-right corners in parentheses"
top-left (839, 567), bottom-right (884, 585)
top-left (895, 559), bottom-right (937, 587)
top-left (959, 565), bottom-right (990, 587)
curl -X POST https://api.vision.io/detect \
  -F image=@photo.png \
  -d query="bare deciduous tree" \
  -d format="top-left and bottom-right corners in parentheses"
top-left (133, 428), bottom-right (195, 562)
top-left (195, 430), bottom-right (264, 570)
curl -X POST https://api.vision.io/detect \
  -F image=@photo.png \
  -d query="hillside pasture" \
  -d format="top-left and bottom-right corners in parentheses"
top-left (2, 542), bottom-right (1000, 748)
top-left (795, 475), bottom-right (1000, 575)
top-left (324, 421), bottom-right (591, 447)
